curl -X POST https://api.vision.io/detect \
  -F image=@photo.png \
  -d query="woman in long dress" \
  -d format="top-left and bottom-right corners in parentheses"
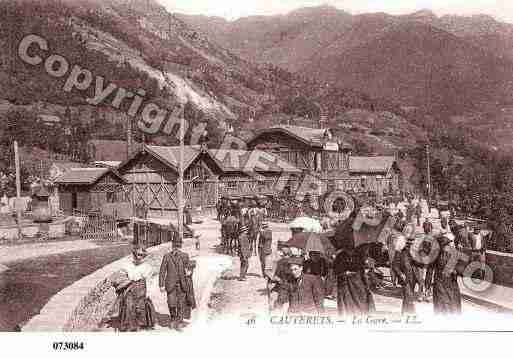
top-left (118, 246), bottom-right (155, 331)
top-left (333, 245), bottom-right (375, 317)
top-left (431, 235), bottom-right (462, 315)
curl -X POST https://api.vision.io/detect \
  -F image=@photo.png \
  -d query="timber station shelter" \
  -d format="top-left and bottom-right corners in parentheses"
top-left (112, 144), bottom-right (302, 218)
top-left (55, 167), bottom-right (125, 215)
top-left (54, 124), bottom-right (402, 216)
top-left (247, 125), bottom-right (402, 198)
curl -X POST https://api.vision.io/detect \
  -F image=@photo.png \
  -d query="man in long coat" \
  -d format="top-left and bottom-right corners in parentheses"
top-left (258, 223), bottom-right (273, 278)
top-left (238, 224), bottom-right (252, 281)
top-left (391, 237), bottom-right (417, 315)
top-left (159, 239), bottom-right (191, 331)
top-left (275, 257), bottom-right (324, 314)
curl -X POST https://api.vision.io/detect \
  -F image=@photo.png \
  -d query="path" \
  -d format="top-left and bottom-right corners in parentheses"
top-left (99, 217), bottom-right (232, 332)
top-left (207, 222), bottom-right (501, 329)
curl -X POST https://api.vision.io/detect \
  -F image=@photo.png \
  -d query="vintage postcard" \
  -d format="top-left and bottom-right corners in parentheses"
top-left (1, 0), bottom-right (513, 356)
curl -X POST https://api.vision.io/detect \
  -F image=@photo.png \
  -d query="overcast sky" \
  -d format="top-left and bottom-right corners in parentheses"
top-left (157, 0), bottom-right (513, 23)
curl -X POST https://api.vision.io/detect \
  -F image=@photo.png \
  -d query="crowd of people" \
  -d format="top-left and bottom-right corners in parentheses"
top-left (106, 192), bottom-right (491, 331)
top-left (217, 193), bottom-right (489, 317)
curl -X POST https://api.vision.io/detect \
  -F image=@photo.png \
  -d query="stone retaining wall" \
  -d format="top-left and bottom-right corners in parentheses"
top-left (23, 242), bottom-right (174, 332)
top-left (0, 218), bottom-right (69, 241)
top-left (486, 250), bottom-right (513, 288)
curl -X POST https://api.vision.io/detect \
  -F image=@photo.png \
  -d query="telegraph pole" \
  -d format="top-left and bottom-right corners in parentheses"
top-left (14, 141), bottom-right (22, 241)
top-left (426, 144), bottom-right (432, 211)
top-left (177, 107), bottom-right (185, 243)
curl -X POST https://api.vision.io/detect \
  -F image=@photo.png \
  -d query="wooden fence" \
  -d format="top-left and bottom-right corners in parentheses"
top-left (81, 214), bottom-right (118, 241)
top-left (133, 220), bottom-right (176, 248)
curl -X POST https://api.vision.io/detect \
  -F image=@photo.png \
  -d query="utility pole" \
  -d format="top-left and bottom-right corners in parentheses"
top-left (177, 107), bottom-right (185, 244)
top-left (426, 143), bottom-right (432, 211)
top-left (14, 141), bottom-right (22, 241)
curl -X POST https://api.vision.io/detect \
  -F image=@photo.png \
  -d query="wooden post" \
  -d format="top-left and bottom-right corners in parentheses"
top-left (146, 170), bottom-right (150, 219)
top-left (177, 109), bottom-right (185, 243)
top-left (14, 141), bottom-right (22, 241)
top-left (160, 170), bottom-right (164, 217)
top-left (426, 144), bottom-right (431, 211)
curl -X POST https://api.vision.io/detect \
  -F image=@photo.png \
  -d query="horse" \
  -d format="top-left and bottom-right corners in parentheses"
top-left (221, 215), bottom-right (240, 255)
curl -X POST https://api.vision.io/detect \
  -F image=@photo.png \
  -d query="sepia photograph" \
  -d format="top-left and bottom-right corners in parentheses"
top-left (1, 0), bottom-right (513, 356)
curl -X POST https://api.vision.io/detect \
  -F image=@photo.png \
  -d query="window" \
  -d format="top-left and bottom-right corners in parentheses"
top-left (227, 181), bottom-right (237, 189)
top-left (71, 192), bottom-right (78, 209)
top-left (106, 191), bottom-right (115, 203)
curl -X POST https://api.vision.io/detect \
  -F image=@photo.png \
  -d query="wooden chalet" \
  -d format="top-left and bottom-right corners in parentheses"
top-left (211, 149), bottom-right (302, 197)
top-left (55, 167), bottom-right (125, 215)
top-left (115, 145), bottom-right (301, 218)
top-left (247, 125), bottom-right (353, 176)
top-left (247, 125), bottom-right (403, 199)
top-left (346, 156), bottom-right (402, 198)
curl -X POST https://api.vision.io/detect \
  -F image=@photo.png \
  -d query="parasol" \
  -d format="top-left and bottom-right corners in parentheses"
top-left (285, 232), bottom-right (335, 255)
top-left (288, 217), bottom-right (323, 233)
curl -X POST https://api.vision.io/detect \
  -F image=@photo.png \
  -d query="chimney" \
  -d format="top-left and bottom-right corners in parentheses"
top-left (199, 128), bottom-right (209, 151)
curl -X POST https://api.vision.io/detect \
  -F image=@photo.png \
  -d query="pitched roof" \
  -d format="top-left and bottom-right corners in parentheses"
top-left (56, 168), bottom-right (123, 185)
top-left (277, 125), bottom-right (327, 146)
top-left (210, 149), bottom-right (301, 174)
top-left (349, 156), bottom-right (397, 174)
top-left (51, 161), bottom-right (85, 171)
top-left (119, 145), bottom-right (301, 175)
top-left (49, 161), bottom-right (86, 181)
top-left (250, 125), bottom-right (352, 150)
top-left (146, 145), bottom-right (202, 171)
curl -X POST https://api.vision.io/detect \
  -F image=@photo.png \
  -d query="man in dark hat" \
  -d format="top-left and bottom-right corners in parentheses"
top-left (238, 224), bottom-right (252, 281)
top-left (258, 223), bottom-right (273, 279)
top-left (275, 257), bottom-right (324, 314)
top-left (271, 246), bottom-right (293, 284)
top-left (159, 238), bottom-right (190, 331)
top-left (391, 235), bottom-right (416, 315)
top-left (265, 245), bottom-right (293, 309)
top-left (248, 201), bottom-right (263, 255)
top-left (430, 234), bottom-right (462, 315)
